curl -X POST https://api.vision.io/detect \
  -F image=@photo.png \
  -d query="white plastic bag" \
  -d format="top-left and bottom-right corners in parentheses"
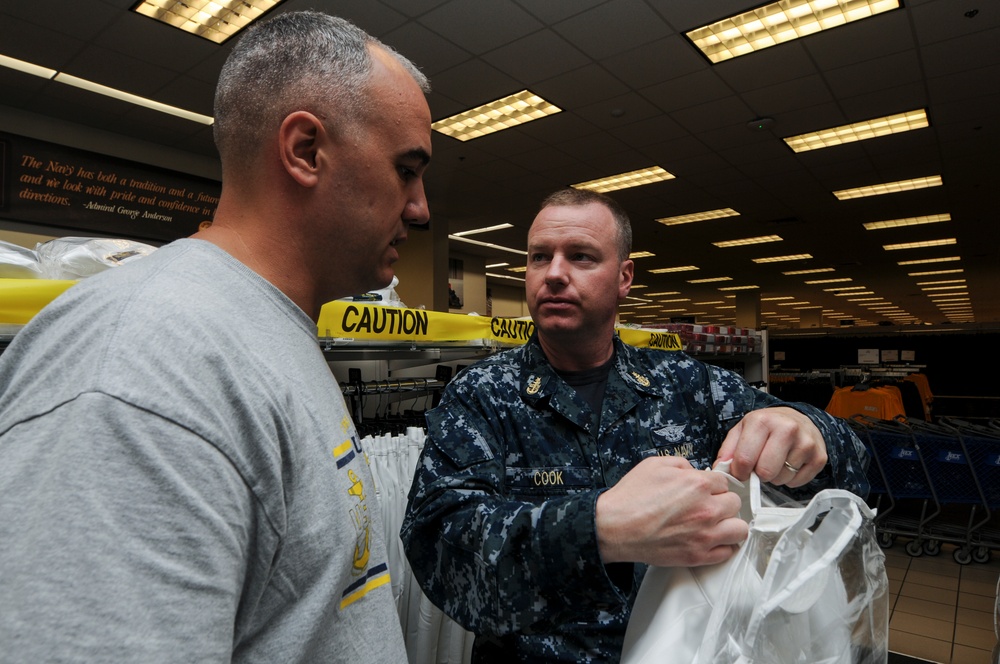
top-left (622, 466), bottom-right (888, 664)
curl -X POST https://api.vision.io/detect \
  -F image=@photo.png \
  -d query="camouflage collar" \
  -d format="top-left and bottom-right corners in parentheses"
top-left (520, 335), bottom-right (661, 400)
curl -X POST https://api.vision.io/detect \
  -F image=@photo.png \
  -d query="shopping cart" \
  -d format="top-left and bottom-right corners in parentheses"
top-left (936, 417), bottom-right (1000, 564)
top-left (848, 416), bottom-right (940, 555)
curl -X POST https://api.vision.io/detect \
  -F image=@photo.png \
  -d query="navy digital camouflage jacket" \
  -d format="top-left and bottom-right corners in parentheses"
top-left (401, 334), bottom-right (869, 663)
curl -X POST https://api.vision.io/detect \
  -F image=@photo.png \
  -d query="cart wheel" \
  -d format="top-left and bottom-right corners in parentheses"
top-left (953, 547), bottom-right (973, 565)
top-left (877, 532), bottom-right (895, 549)
top-left (972, 546), bottom-right (991, 564)
top-left (905, 540), bottom-right (924, 557)
top-left (922, 539), bottom-right (941, 556)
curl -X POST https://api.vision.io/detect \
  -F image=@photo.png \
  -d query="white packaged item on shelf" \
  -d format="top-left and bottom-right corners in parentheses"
top-left (35, 237), bottom-right (158, 280)
top-left (0, 240), bottom-right (43, 278)
top-left (338, 275), bottom-right (407, 307)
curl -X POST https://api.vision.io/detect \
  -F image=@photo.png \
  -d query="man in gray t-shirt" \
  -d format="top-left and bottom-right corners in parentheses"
top-left (0, 11), bottom-right (433, 663)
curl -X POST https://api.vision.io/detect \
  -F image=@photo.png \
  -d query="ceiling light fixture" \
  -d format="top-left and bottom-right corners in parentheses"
top-left (629, 251), bottom-right (656, 259)
top-left (917, 279), bottom-right (966, 286)
top-left (921, 285), bottom-right (967, 291)
top-left (486, 272), bottom-right (524, 282)
top-left (897, 256), bottom-right (961, 266)
top-left (685, 0), bottom-right (901, 64)
top-left (784, 108), bottom-right (928, 152)
top-left (451, 223), bottom-right (514, 237)
top-left (687, 277), bottom-right (733, 283)
top-left (863, 213), bottom-right (950, 230)
top-left (433, 89), bottom-right (562, 142)
top-left (0, 54), bottom-right (214, 125)
top-left (718, 285), bottom-right (760, 291)
top-left (833, 175), bottom-right (942, 200)
top-left (835, 291), bottom-right (874, 296)
top-left (782, 267), bottom-right (835, 275)
top-left (132, 0), bottom-right (284, 44)
top-left (649, 265), bottom-right (699, 274)
top-left (449, 234), bottom-right (526, 256)
top-left (656, 207), bottom-right (740, 226)
top-left (752, 254), bottom-right (812, 263)
top-left (646, 292), bottom-right (683, 297)
top-left (806, 278), bottom-right (853, 284)
top-left (0, 54), bottom-right (56, 78)
top-left (713, 234), bottom-right (783, 248)
top-left (573, 166), bottom-right (675, 193)
top-left (909, 269), bottom-right (964, 276)
top-left (883, 238), bottom-right (957, 251)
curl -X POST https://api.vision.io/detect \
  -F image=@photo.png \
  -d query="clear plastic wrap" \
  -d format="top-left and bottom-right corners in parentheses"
top-left (0, 240), bottom-right (42, 279)
top-left (35, 237), bottom-right (157, 280)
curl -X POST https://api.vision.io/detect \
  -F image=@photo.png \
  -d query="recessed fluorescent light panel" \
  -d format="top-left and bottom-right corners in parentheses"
top-left (863, 213), bottom-right (950, 230)
top-left (451, 223), bottom-right (513, 237)
top-left (572, 166), bottom-right (675, 193)
top-left (432, 90), bottom-right (562, 142)
top-left (448, 235), bottom-right (526, 256)
top-left (718, 285), bottom-right (760, 290)
top-left (0, 54), bottom-right (57, 78)
top-left (783, 268), bottom-right (835, 275)
top-left (486, 272), bottom-right (524, 282)
top-left (784, 109), bottom-right (928, 152)
top-left (687, 277), bottom-right (733, 283)
top-left (649, 265), bottom-right (699, 274)
top-left (0, 54), bottom-right (214, 125)
top-left (629, 251), bottom-right (656, 259)
top-left (656, 208), bottom-right (739, 226)
top-left (685, 0), bottom-right (901, 64)
top-left (883, 239), bottom-right (956, 251)
top-left (132, 0), bottom-right (285, 44)
top-left (752, 254), bottom-right (812, 263)
top-left (898, 256), bottom-right (960, 266)
top-left (713, 234), bottom-right (782, 248)
top-left (833, 175), bottom-right (942, 200)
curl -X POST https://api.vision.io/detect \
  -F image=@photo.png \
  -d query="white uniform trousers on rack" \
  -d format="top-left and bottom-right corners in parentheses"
top-left (365, 428), bottom-right (475, 664)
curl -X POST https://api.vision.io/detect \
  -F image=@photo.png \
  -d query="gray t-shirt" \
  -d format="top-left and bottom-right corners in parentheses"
top-left (0, 239), bottom-right (407, 663)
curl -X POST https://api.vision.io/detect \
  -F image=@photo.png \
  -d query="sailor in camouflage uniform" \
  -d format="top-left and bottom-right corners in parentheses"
top-left (401, 189), bottom-right (869, 663)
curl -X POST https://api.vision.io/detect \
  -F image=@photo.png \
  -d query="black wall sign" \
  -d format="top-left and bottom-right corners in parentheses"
top-left (1, 131), bottom-right (220, 242)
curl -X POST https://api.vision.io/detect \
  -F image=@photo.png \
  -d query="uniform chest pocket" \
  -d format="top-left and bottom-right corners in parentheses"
top-left (505, 466), bottom-right (594, 497)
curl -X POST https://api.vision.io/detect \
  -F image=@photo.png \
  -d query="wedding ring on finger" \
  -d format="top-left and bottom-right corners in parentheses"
top-left (783, 461), bottom-right (801, 474)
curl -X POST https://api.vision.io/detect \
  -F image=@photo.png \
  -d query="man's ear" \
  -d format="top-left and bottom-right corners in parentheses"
top-left (619, 259), bottom-right (634, 299)
top-left (279, 111), bottom-right (325, 188)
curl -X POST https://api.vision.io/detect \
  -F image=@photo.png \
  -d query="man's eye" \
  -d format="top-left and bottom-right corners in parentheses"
top-left (399, 166), bottom-right (416, 179)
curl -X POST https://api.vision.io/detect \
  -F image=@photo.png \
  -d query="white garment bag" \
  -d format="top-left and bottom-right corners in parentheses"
top-left (622, 464), bottom-right (889, 664)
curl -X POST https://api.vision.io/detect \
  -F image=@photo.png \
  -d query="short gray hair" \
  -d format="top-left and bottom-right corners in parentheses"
top-left (213, 11), bottom-right (429, 168)
top-left (537, 188), bottom-right (633, 263)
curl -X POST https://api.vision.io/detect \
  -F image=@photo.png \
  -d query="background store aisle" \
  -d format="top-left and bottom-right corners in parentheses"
top-left (885, 540), bottom-right (1000, 663)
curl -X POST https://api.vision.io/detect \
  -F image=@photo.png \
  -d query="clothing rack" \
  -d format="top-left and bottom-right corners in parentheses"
top-left (340, 377), bottom-right (446, 397)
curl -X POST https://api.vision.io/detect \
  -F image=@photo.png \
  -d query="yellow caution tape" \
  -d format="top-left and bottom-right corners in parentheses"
top-left (0, 279), bottom-right (76, 325)
top-left (1, 281), bottom-right (681, 350)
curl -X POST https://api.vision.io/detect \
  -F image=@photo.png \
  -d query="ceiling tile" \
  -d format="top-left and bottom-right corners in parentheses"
top-left (553, 0), bottom-right (673, 60)
top-left (419, 0), bottom-right (541, 54)
top-left (482, 29), bottom-right (589, 85)
top-left (382, 21), bottom-right (471, 76)
top-left (602, 37), bottom-right (707, 89)
top-left (426, 59), bottom-right (521, 107)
